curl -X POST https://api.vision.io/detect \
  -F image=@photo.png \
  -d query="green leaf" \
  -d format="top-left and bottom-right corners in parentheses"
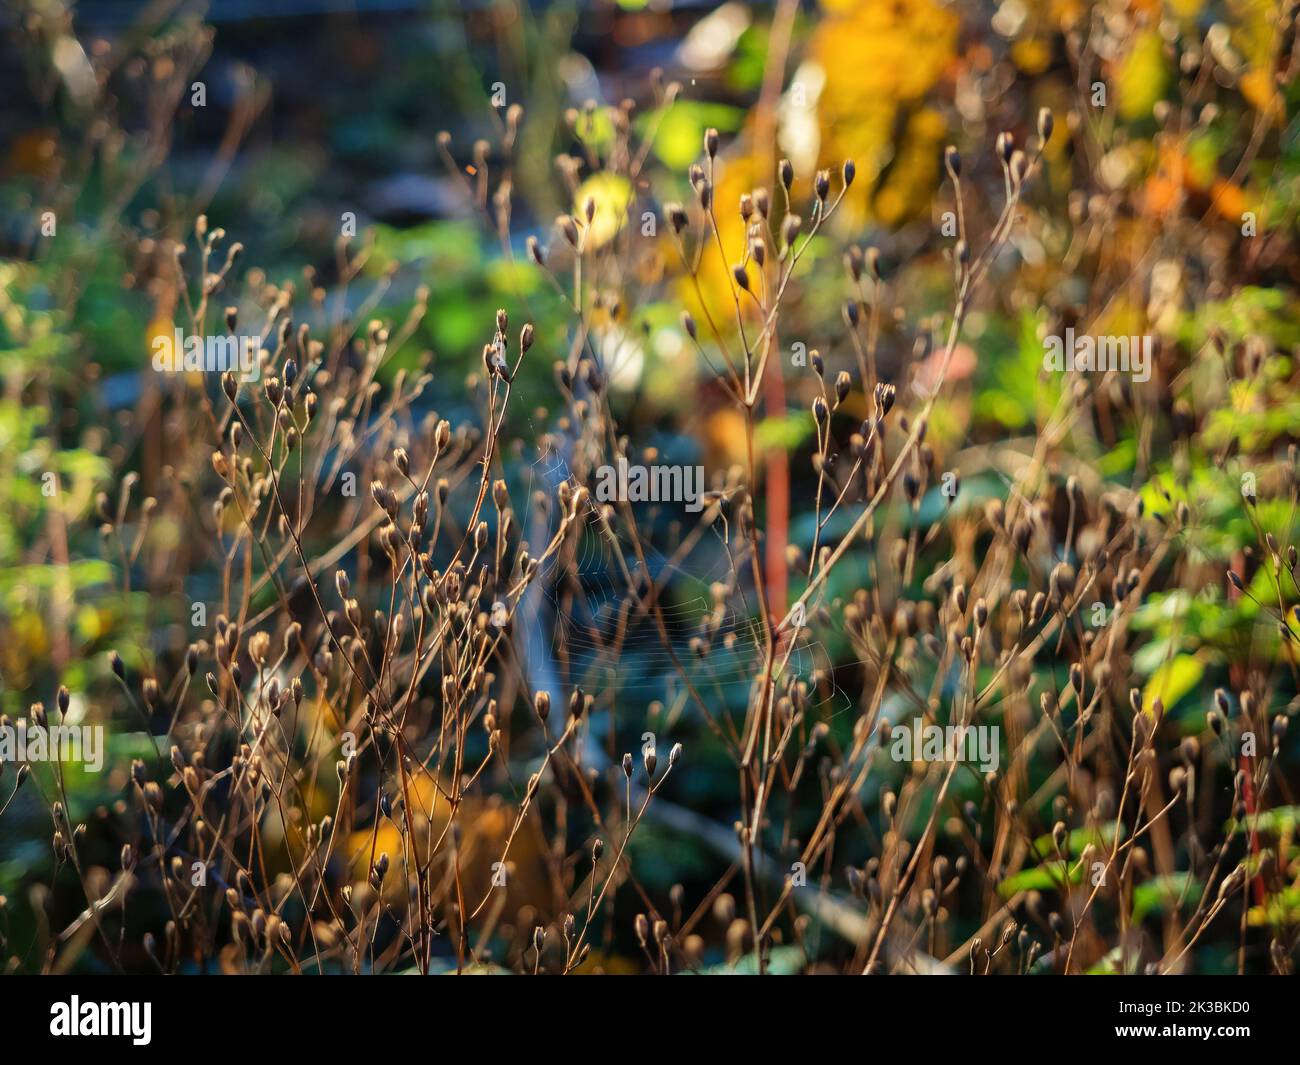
top-left (640, 102), bottom-right (745, 172)
top-left (1142, 653), bottom-right (1203, 714)
top-left (688, 945), bottom-right (805, 975)
top-left (997, 861), bottom-right (1084, 897)
top-left (754, 411), bottom-right (814, 453)
top-left (1029, 823), bottom-right (1123, 862)
top-left (1226, 805), bottom-right (1300, 836)
top-left (1132, 873), bottom-right (1203, 923)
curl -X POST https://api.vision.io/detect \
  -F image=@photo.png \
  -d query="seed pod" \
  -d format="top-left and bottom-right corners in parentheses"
top-left (1049, 562), bottom-right (1076, 602)
top-left (944, 145), bottom-right (961, 181)
top-left (1028, 591), bottom-right (1047, 626)
top-left (834, 371), bottom-right (851, 406)
top-left (812, 395), bottom-right (829, 427)
top-left (877, 382), bottom-right (896, 415)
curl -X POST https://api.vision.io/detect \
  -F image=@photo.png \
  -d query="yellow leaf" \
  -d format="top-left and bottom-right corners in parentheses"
top-left (1143, 654), bottom-right (1203, 715)
top-left (573, 172), bottom-right (632, 249)
top-left (1239, 67), bottom-right (1283, 120)
top-left (1115, 30), bottom-right (1169, 121)
top-left (1011, 38), bottom-right (1052, 75)
top-left (811, 0), bottom-right (957, 221)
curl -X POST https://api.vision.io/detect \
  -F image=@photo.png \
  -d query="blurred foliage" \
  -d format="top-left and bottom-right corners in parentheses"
top-left (0, 0), bottom-right (1298, 973)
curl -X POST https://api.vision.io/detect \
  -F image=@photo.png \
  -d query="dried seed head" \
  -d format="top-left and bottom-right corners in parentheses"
top-left (834, 371), bottom-right (852, 406)
top-left (812, 395), bottom-right (829, 427)
top-left (1028, 591), bottom-right (1047, 626)
top-left (944, 145), bottom-right (961, 180)
top-left (779, 158), bottom-right (794, 190)
top-left (781, 214), bottom-right (802, 247)
top-left (1010, 150), bottom-right (1029, 185)
top-left (1049, 562), bottom-right (1076, 602)
top-left (953, 584), bottom-right (968, 614)
top-left (1037, 107), bottom-right (1054, 145)
top-left (877, 382), bottom-right (896, 415)
top-left (1069, 661), bottom-right (1085, 694)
